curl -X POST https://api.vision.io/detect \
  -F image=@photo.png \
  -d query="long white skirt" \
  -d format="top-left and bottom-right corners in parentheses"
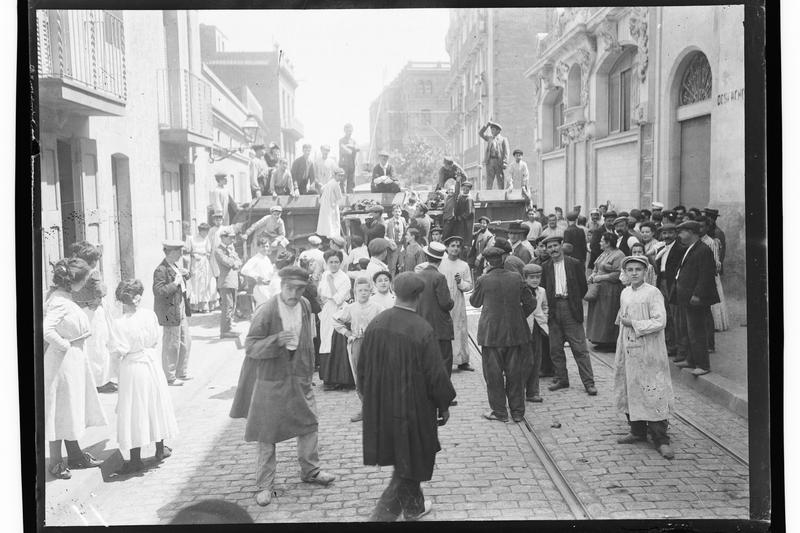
top-left (44, 344), bottom-right (107, 442)
top-left (83, 305), bottom-right (117, 385)
top-left (711, 275), bottom-right (730, 331)
top-left (116, 350), bottom-right (179, 455)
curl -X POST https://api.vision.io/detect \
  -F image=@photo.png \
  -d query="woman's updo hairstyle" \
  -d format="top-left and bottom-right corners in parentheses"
top-left (51, 258), bottom-right (91, 291)
top-left (115, 279), bottom-right (144, 305)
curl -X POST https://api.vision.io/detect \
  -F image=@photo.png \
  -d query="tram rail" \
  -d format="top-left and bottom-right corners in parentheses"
top-left (466, 333), bottom-right (593, 520)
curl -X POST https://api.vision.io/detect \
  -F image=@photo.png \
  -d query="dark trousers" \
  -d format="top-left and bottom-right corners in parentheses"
top-left (485, 159), bottom-right (504, 189)
top-left (549, 299), bottom-right (595, 388)
top-left (525, 325), bottom-right (543, 398)
top-left (705, 307), bottom-right (715, 350)
top-left (658, 280), bottom-right (678, 356)
top-left (370, 470), bottom-right (425, 521)
top-left (439, 340), bottom-right (454, 379)
top-left (537, 323), bottom-right (553, 375)
top-left (342, 166), bottom-right (355, 194)
top-left (218, 287), bottom-right (236, 333)
top-left (627, 414), bottom-right (670, 446)
top-left (675, 304), bottom-right (710, 371)
top-left (481, 345), bottom-right (526, 420)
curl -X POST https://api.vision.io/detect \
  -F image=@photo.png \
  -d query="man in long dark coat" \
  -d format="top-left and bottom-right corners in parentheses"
top-left (563, 211), bottom-right (587, 266)
top-left (230, 266), bottom-right (336, 507)
top-left (358, 273), bottom-right (456, 521)
top-left (416, 242), bottom-right (456, 383)
top-left (469, 247), bottom-right (536, 423)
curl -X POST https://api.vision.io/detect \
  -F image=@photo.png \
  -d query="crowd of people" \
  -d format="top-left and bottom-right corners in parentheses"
top-left (41, 113), bottom-right (731, 520)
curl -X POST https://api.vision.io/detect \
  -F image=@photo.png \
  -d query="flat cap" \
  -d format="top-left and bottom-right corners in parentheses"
top-left (443, 155), bottom-right (454, 163)
top-left (589, 208), bottom-right (600, 215)
top-left (334, 167), bottom-right (345, 175)
top-left (542, 235), bottom-right (564, 246)
top-left (478, 215), bottom-right (491, 224)
top-left (367, 237), bottom-right (391, 256)
top-left (658, 222), bottom-right (677, 232)
top-left (443, 235), bottom-right (463, 245)
top-left (378, 150), bottom-right (390, 157)
top-left (621, 256), bottom-right (650, 269)
top-left (219, 227), bottom-right (236, 237)
top-left (307, 235), bottom-right (322, 245)
top-left (368, 205), bottom-right (385, 214)
top-left (423, 241), bottom-right (447, 260)
top-left (214, 172), bottom-right (228, 179)
top-left (270, 204), bottom-right (283, 212)
top-left (676, 221), bottom-right (702, 233)
top-left (162, 239), bottom-right (185, 249)
top-left (278, 265), bottom-right (310, 283)
top-left (460, 181), bottom-right (474, 189)
top-left (703, 207), bottom-right (720, 217)
top-left (566, 211), bottom-right (578, 222)
top-left (482, 246), bottom-right (504, 259)
top-left (430, 225), bottom-right (444, 234)
top-left (393, 272), bottom-right (425, 299)
top-left (512, 148), bottom-right (523, 156)
top-left (651, 201), bottom-right (665, 209)
top-left (603, 210), bottom-right (618, 219)
top-left (487, 120), bottom-right (502, 131)
top-left (523, 263), bottom-right (543, 275)
top-left (212, 210), bottom-right (224, 217)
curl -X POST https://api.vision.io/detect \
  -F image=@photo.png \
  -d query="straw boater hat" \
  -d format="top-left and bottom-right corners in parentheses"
top-left (487, 120), bottom-right (502, 131)
top-left (423, 241), bottom-right (446, 260)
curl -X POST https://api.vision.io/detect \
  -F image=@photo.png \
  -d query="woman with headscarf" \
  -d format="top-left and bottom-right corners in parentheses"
top-left (110, 279), bottom-right (179, 475)
top-left (586, 232), bottom-right (625, 350)
top-left (44, 258), bottom-right (108, 479)
top-left (317, 249), bottom-right (353, 390)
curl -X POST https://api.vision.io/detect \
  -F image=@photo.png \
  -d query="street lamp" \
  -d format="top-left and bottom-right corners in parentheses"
top-left (208, 114), bottom-right (261, 163)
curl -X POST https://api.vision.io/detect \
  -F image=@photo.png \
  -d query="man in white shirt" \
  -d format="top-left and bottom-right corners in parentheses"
top-left (540, 214), bottom-right (564, 239)
top-left (525, 208), bottom-right (543, 241)
top-left (314, 144), bottom-right (339, 187)
top-left (249, 145), bottom-right (269, 199)
top-left (211, 173), bottom-right (231, 224)
top-left (654, 223), bottom-right (685, 358)
top-left (507, 149), bottom-right (529, 193)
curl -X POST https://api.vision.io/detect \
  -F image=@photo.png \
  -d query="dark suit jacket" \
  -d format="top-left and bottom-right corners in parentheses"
top-left (655, 241), bottom-right (686, 294)
top-left (540, 256), bottom-right (587, 324)
top-left (416, 265), bottom-right (454, 340)
top-left (512, 242), bottom-right (533, 264)
top-left (153, 259), bottom-right (192, 327)
top-left (364, 221), bottom-right (386, 244)
top-left (291, 156), bottom-right (317, 194)
top-left (563, 225), bottom-right (587, 265)
top-left (371, 164), bottom-right (399, 193)
top-left (669, 240), bottom-right (720, 306)
top-left (588, 224), bottom-right (612, 269)
top-left (469, 266), bottom-right (535, 347)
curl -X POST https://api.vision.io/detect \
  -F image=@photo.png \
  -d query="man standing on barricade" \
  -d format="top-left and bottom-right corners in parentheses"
top-left (230, 266), bottom-right (336, 507)
top-left (478, 120), bottom-right (509, 190)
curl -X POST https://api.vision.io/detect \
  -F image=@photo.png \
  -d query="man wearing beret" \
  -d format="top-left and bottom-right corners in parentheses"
top-left (540, 236), bottom-right (597, 395)
top-left (654, 223), bottom-right (685, 358)
top-left (479, 120), bottom-right (510, 190)
top-left (563, 211), bottom-right (587, 266)
top-left (417, 242), bottom-right (456, 382)
top-left (153, 240), bottom-right (193, 385)
top-left (358, 272), bottom-right (456, 521)
top-left (215, 227), bottom-right (243, 339)
top-left (470, 247), bottom-right (536, 423)
top-left (670, 221), bottom-right (719, 376)
top-left (231, 266), bottom-right (336, 507)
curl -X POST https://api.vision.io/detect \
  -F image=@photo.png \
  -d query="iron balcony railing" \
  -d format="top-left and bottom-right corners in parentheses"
top-left (36, 10), bottom-right (127, 102)
top-left (157, 69), bottom-right (213, 139)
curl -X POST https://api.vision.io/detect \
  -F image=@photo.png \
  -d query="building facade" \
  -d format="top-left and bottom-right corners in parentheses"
top-left (525, 6), bottom-right (745, 298)
top-left (200, 25), bottom-right (304, 163)
top-left (36, 10), bottom-right (266, 307)
top-left (368, 61), bottom-right (451, 159)
top-left (444, 8), bottom-right (549, 188)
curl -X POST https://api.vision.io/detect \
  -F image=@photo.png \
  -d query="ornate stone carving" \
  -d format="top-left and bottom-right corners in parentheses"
top-left (597, 18), bottom-right (622, 54)
top-left (556, 61), bottom-right (570, 87)
top-left (576, 47), bottom-right (596, 106)
top-left (632, 102), bottom-right (648, 125)
top-left (628, 7), bottom-right (649, 82)
top-left (560, 121), bottom-right (587, 144)
top-left (679, 53), bottom-right (713, 105)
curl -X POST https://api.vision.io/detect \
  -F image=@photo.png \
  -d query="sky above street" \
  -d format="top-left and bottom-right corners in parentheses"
top-left (199, 9), bottom-right (451, 155)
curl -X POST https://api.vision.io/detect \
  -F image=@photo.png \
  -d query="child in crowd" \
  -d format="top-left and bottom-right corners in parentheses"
top-left (369, 270), bottom-right (396, 310)
top-left (522, 264), bottom-right (549, 403)
top-left (622, 242), bottom-right (657, 286)
top-left (333, 277), bottom-right (386, 423)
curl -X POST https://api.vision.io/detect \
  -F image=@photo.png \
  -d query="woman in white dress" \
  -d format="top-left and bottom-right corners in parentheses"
top-left (438, 236), bottom-right (474, 370)
top-left (110, 279), bottom-right (179, 475)
top-left (317, 249), bottom-right (353, 390)
top-left (44, 258), bottom-right (108, 479)
top-left (186, 223), bottom-right (216, 313)
top-left (240, 234), bottom-right (275, 309)
top-left (369, 270), bottom-right (396, 309)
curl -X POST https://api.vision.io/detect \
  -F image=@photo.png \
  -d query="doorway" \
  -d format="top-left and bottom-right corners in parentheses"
top-left (56, 139), bottom-right (80, 252)
top-left (679, 114), bottom-right (711, 207)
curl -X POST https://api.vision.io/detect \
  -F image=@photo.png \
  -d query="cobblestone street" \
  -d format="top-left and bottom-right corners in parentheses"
top-left (44, 306), bottom-right (749, 526)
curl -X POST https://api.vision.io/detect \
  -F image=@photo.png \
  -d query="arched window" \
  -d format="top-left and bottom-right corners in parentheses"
top-left (552, 89), bottom-right (564, 150)
top-left (679, 53), bottom-right (712, 105)
top-left (541, 87), bottom-right (565, 153)
top-left (608, 49), bottom-right (635, 133)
